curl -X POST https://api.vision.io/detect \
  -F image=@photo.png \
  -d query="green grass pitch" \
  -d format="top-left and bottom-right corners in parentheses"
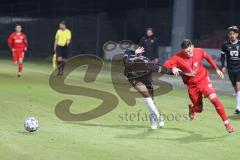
top-left (0, 59), bottom-right (239, 160)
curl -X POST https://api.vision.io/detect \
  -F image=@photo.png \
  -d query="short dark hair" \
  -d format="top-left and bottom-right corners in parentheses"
top-left (146, 27), bottom-right (154, 33)
top-left (228, 25), bottom-right (238, 33)
top-left (15, 24), bottom-right (21, 27)
top-left (181, 39), bottom-right (193, 49)
top-left (59, 21), bottom-right (66, 26)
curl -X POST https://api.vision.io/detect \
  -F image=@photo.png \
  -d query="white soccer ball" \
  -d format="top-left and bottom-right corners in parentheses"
top-left (24, 117), bottom-right (39, 132)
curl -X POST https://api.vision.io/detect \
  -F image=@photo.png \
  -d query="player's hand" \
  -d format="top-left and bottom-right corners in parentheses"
top-left (216, 69), bottom-right (224, 79)
top-left (222, 67), bottom-right (226, 73)
top-left (135, 47), bottom-right (145, 55)
top-left (172, 67), bottom-right (182, 77)
top-left (24, 47), bottom-right (27, 51)
top-left (11, 48), bottom-right (15, 52)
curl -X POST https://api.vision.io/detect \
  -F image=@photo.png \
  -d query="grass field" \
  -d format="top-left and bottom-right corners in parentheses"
top-left (0, 59), bottom-right (239, 160)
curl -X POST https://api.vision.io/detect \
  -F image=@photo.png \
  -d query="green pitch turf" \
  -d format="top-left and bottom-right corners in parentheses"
top-left (0, 59), bottom-right (239, 160)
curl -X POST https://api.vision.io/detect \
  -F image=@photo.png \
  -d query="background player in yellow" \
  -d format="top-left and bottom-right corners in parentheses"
top-left (54, 21), bottom-right (71, 75)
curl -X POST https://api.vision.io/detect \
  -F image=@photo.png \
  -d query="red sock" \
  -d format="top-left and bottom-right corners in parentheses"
top-left (18, 63), bottom-right (23, 73)
top-left (210, 97), bottom-right (228, 122)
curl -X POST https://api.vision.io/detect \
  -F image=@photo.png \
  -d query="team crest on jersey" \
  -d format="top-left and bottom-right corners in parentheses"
top-left (194, 62), bottom-right (198, 67)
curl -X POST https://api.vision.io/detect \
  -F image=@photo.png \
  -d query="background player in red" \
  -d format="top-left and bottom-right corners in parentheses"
top-left (163, 39), bottom-right (234, 133)
top-left (8, 24), bottom-right (28, 77)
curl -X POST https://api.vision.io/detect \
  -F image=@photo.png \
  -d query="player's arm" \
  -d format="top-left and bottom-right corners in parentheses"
top-left (7, 34), bottom-right (14, 52)
top-left (23, 34), bottom-right (28, 51)
top-left (163, 56), bottom-right (180, 76)
top-left (66, 30), bottom-right (71, 46)
top-left (220, 45), bottom-right (226, 72)
top-left (148, 64), bottom-right (192, 76)
top-left (163, 56), bottom-right (195, 76)
top-left (202, 50), bottom-right (224, 79)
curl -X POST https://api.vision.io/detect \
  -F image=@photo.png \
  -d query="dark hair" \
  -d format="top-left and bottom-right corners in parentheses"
top-left (15, 24), bottom-right (22, 27)
top-left (146, 27), bottom-right (154, 33)
top-left (59, 21), bottom-right (66, 26)
top-left (228, 25), bottom-right (238, 33)
top-left (181, 39), bottom-right (193, 49)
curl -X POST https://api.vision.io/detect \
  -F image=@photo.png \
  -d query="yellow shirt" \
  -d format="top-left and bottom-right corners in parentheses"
top-left (55, 29), bottom-right (71, 46)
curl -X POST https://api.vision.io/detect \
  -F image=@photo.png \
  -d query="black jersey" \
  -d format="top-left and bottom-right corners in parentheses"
top-left (123, 50), bottom-right (154, 79)
top-left (221, 40), bottom-right (240, 72)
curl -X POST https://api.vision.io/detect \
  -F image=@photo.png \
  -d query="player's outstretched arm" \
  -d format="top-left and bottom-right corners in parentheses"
top-left (150, 65), bottom-right (194, 77)
top-left (203, 51), bottom-right (224, 79)
top-left (221, 52), bottom-right (226, 72)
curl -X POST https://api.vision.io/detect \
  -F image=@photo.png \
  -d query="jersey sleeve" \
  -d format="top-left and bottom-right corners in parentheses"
top-left (23, 34), bottom-right (28, 48)
top-left (7, 34), bottom-right (14, 49)
top-left (163, 56), bottom-right (178, 69)
top-left (202, 49), bottom-right (218, 70)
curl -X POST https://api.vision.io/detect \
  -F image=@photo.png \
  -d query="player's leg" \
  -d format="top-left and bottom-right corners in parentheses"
top-left (17, 51), bottom-right (24, 77)
top-left (202, 77), bottom-right (233, 133)
top-left (56, 46), bottom-right (64, 75)
top-left (145, 77), bottom-right (164, 127)
top-left (12, 51), bottom-right (18, 65)
top-left (207, 93), bottom-right (233, 133)
top-left (60, 45), bottom-right (69, 75)
top-left (233, 72), bottom-right (240, 114)
top-left (187, 86), bottom-right (203, 120)
top-left (131, 80), bottom-right (160, 129)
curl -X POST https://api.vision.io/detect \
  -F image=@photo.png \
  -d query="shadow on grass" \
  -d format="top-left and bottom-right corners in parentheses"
top-left (115, 127), bottom-right (230, 143)
top-left (228, 114), bottom-right (239, 121)
top-left (65, 121), bottom-right (149, 129)
top-left (17, 131), bottom-right (38, 135)
top-left (65, 122), bottom-right (230, 143)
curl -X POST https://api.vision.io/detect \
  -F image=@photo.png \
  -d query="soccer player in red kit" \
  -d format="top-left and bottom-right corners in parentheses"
top-left (163, 39), bottom-right (234, 133)
top-left (8, 24), bottom-right (28, 77)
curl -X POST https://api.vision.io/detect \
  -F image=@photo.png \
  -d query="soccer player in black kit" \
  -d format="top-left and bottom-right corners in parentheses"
top-left (221, 26), bottom-right (240, 114)
top-left (123, 47), bottom-right (194, 129)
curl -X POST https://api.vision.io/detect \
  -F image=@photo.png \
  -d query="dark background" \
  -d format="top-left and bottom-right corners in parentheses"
top-left (0, 0), bottom-right (239, 58)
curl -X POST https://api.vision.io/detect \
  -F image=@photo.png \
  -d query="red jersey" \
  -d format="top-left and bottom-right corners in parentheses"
top-left (8, 32), bottom-right (28, 50)
top-left (163, 48), bottom-right (218, 85)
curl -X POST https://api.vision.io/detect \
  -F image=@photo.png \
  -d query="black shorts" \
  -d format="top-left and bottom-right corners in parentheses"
top-left (128, 74), bottom-right (153, 91)
top-left (228, 71), bottom-right (240, 86)
top-left (56, 45), bottom-right (69, 59)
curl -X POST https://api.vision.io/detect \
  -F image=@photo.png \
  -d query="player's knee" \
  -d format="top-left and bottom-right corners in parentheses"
top-left (57, 57), bottom-right (63, 61)
top-left (236, 82), bottom-right (240, 91)
top-left (19, 59), bottom-right (23, 64)
top-left (141, 91), bottom-right (151, 98)
top-left (208, 93), bottom-right (217, 100)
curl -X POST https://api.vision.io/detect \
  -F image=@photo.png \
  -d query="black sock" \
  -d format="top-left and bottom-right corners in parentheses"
top-left (57, 61), bottom-right (62, 75)
top-left (60, 61), bottom-right (65, 75)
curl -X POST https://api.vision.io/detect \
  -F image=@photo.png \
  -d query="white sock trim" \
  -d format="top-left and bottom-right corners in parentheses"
top-left (224, 120), bottom-right (229, 124)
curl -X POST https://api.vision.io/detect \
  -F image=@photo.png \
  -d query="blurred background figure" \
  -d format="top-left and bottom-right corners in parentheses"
top-left (139, 28), bottom-right (159, 64)
top-left (54, 21), bottom-right (72, 76)
top-left (7, 24), bottom-right (28, 77)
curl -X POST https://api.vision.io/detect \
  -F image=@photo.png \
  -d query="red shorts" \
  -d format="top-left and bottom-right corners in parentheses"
top-left (12, 50), bottom-right (24, 62)
top-left (187, 76), bottom-right (216, 106)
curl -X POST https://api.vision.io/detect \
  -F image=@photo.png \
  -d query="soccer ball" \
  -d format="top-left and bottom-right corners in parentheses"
top-left (24, 117), bottom-right (39, 132)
